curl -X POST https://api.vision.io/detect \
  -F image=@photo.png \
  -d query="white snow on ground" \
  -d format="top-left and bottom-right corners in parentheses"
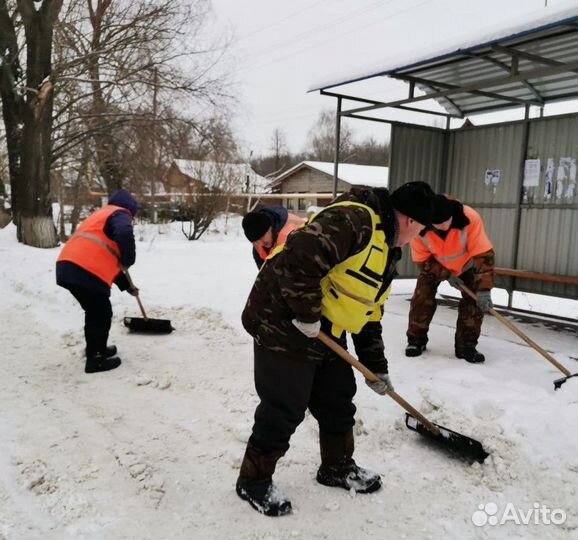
top-left (0, 216), bottom-right (577, 540)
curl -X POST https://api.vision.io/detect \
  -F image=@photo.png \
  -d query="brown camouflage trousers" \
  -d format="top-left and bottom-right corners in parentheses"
top-left (407, 268), bottom-right (484, 350)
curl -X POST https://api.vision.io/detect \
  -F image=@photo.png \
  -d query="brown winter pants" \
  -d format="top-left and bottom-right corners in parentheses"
top-left (407, 268), bottom-right (484, 350)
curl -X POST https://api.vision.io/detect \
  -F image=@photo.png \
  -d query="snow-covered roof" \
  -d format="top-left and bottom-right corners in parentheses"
top-left (171, 159), bottom-right (271, 193)
top-left (309, 3), bottom-right (578, 93)
top-left (274, 161), bottom-right (388, 188)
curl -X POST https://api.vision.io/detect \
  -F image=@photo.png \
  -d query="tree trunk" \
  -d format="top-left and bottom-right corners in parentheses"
top-left (0, 0), bottom-right (63, 248)
top-left (69, 144), bottom-right (89, 235)
top-left (20, 215), bottom-right (58, 247)
top-left (87, 2), bottom-right (125, 194)
top-left (17, 7), bottom-right (59, 248)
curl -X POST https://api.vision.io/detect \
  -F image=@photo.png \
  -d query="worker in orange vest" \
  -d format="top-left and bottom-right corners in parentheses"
top-left (405, 194), bottom-right (495, 363)
top-left (242, 206), bottom-right (306, 268)
top-left (56, 189), bottom-right (140, 373)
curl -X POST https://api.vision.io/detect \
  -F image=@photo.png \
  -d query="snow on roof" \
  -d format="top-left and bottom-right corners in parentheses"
top-left (275, 161), bottom-right (388, 188)
top-left (172, 159), bottom-right (270, 193)
top-left (309, 2), bottom-right (578, 92)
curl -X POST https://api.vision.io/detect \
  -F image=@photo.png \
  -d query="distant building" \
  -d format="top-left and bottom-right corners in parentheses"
top-left (270, 161), bottom-right (389, 214)
top-left (164, 159), bottom-right (270, 203)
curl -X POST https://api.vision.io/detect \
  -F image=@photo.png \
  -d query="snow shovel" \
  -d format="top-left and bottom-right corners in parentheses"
top-left (122, 269), bottom-right (174, 334)
top-left (455, 279), bottom-right (577, 390)
top-left (317, 331), bottom-right (489, 463)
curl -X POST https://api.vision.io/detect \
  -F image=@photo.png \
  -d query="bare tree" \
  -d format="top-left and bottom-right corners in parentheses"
top-left (0, 0), bottom-right (63, 247)
top-left (270, 127), bottom-right (288, 172)
top-left (350, 136), bottom-right (390, 166)
top-left (178, 160), bottom-right (233, 240)
top-left (307, 110), bottom-right (354, 162)
top-left (51, 0), bottom-right (232, 195)
top-left (178, 188), bottom-right (222, 241)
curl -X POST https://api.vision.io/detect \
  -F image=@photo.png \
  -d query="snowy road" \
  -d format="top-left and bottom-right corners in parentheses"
top-left (0, 220), bottom-right (576, 540)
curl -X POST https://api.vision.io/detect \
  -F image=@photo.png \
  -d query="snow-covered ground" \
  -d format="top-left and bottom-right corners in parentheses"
top-left (0, 216), bottom-right (576, 540)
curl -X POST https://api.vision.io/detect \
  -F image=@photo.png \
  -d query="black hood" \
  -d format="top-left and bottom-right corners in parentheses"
top-left (334, 186), bottom-right (397, 245)
top-left (447, 199), bottom-right (470, 230)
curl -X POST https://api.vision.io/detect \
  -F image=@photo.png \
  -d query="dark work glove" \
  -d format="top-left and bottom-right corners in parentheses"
top-left (447, 274), bottom-right (461, 290)
top-left (127, 286), bottom-right (139, 297)
top-left (476, 290), bottom-right (493, 313)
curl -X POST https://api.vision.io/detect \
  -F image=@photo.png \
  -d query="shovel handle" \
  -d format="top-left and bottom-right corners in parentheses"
top-left (456, 279), bottom-right (571, 376)
top-left (458, 278), bottom-right (570, 376)
top-left (122, 268), bottom-right (149, 321)
top-left (317, 331), bottom-right (440, 435)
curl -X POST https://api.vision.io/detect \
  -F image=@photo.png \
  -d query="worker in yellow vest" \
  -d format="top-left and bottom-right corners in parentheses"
top-left (236, 182), bottom-right (436, 517)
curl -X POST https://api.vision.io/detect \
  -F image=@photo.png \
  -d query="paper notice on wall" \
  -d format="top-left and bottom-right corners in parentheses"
top-left (543, 158), bottom-right (554, 199)
top-left (484, 169), bottom-right (500, 186)
top-left (556, 157), bottom-right (576, 199)
top-left (523, 159), bottom-right (540, 187)
top-left (565, 157), bottom-right (577, 199)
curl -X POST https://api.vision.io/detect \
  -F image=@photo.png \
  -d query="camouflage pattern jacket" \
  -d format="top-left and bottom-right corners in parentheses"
top-left (241, 188), bottom-right (401, 373)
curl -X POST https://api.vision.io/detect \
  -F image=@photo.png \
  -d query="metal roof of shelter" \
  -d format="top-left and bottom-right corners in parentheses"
top-left (310, 4), bottom-right (578, 119)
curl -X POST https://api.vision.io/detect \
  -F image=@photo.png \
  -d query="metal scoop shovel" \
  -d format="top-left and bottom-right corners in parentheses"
top-left (318, 331), bottom-right (489, 463)
top-left (122, 269), bottom-right (174, 334)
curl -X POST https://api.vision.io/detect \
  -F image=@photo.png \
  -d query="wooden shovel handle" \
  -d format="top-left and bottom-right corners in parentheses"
top-left (122, 268), bottom-right (149, 321)
top-left (456, 280), bottom-right (571, 376)
top-left (317, 331), bottom-right (440, 435)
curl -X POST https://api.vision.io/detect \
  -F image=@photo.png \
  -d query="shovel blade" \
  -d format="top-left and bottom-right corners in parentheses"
top-left (405, 413), bottom-right (489, 464)
top-left (123, 316), bottom-right (174, 334)
top-left (554, 372), bottom-right (578, 390)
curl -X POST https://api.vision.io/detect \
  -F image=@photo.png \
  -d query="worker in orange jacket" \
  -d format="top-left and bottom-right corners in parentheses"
top-left (405, 194), bottom-right (495, 363)
top-left (242, 206), bottom-right (306, 268)
top-left (56, 189), bottom-right (140, 373)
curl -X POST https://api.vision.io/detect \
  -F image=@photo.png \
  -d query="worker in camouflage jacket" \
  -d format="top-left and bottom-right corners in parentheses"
top-left (405, 194), bottom-right (495, 363)
top-left (236, 181), bottom-right (436, 517)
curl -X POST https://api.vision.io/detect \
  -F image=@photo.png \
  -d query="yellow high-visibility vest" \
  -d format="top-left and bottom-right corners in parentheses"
top-left (314, 201), bottom-right (390, 336)
top-left (269, 201), bottom-right (391, 337)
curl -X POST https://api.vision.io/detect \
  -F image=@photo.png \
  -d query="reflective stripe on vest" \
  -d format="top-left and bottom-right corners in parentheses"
top-left (417, 205), bottom-right (493, 274)
top-left (57, 205), bottom-right (130, 286)
top-left (257, 213), bottom-right (306, 261)
top-left (75, 232), bottom-right (121, 260)
top-left (422, 228), bottom-right (468, 263)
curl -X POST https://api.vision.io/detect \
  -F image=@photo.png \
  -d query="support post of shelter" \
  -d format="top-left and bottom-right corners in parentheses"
top-left (509, 103), bottom-right (532, 308)
top-left (439, 119), bottom-right (451, 194)
top-left (332, 96), bottom-right (342, 198)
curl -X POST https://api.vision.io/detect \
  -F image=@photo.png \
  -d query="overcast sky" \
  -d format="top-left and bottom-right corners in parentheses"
top-left (209, 0), bottom-right (575, 158)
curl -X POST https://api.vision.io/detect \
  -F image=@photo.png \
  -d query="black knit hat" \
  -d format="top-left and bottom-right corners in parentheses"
top-left (390, 181), bottom-right (435, 226)
top-left (433, 194), bottom-right (454, 224)
top-left (242, 211), bottom-right (272, 242)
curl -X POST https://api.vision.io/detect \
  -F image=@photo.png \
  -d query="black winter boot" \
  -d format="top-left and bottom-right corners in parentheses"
top-left (316, 430), bottom-right (382, 494)
top-left (455, 347), bottom-right (485, 363)
top-left (405, 343), bottom-right (426, 357)
top-left (236, 442), bottom-right (291, 517)
top-left (86, 345), bottom-right (117, 358)
top-left (85, 352), bottom-right (122, 373)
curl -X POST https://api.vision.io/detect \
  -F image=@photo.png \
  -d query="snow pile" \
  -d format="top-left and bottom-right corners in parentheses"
top-left (0, 218), bottom-right (576, 539)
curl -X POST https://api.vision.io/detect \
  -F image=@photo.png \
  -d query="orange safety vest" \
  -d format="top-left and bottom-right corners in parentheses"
top-left (256, 213), bottom-right (306, 261)
top-left (410, 205), bottom-right (493, 275)
top-left (57, 205), bottom-right (131, 286)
